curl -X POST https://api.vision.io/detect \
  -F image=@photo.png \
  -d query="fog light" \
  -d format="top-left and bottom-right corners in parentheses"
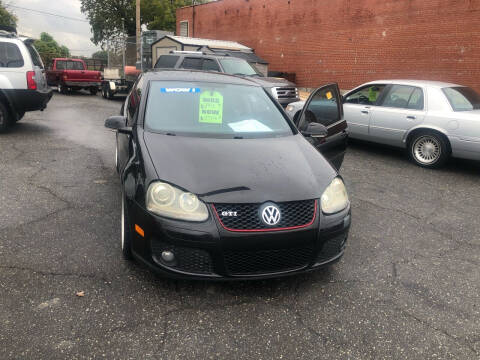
top-left (161, 250), bottom-right (175, 262)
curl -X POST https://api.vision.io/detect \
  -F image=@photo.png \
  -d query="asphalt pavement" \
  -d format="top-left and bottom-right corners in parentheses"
top-left (0, 91), bottom-right (479, 359)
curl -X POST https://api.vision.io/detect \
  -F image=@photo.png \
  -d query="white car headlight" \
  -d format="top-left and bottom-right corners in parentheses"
top-left (146, 182), bottom-right (208, 222)
top-left (286, 105), bottom-right (295, 112)
top-left (321, 177), bottom-right (349, 214)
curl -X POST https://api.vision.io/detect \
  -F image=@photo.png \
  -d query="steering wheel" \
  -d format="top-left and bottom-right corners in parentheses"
top-left (358, 95), bottom-right (370, 104)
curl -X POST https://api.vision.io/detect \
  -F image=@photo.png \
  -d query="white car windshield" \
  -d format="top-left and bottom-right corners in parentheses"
top-left (144, 81), bottom-right (293, 138)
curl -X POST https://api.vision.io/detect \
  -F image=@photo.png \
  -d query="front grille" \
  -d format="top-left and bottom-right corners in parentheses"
top-left (273, 87), bottom-right (298, 99)
top-left (316, 234), bottom-right (347, 264)
top-left (213, 200), bottom-right (316, 231)
top-left (224, 245), bottom-right (314, 275)
top-left (151, 241), bottom-right (213, 274)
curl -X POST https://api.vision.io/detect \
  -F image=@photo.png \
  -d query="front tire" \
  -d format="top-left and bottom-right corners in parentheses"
top-left (121, 193), bottom-right (133, 260)
top-left (408, 131), bottom-right (450, 168)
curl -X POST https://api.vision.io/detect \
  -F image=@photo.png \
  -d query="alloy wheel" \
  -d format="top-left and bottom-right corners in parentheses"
top-left (412, 135), bottom-right (441, 165)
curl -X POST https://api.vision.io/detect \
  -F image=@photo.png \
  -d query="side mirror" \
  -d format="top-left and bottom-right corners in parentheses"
top-left (104, 116), bottom-right (131, 134)
top-left (301, 122), bottom-right (328, 138)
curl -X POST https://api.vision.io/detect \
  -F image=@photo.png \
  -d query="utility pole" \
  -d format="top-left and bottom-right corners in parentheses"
top-left (136, 0), bottom-right (141, 62)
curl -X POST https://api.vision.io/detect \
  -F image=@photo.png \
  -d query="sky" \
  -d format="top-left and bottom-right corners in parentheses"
top-left (6, 0), bottom-right (101, 57)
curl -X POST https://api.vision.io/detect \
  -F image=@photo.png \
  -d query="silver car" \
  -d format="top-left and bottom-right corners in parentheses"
top-left (286, 80), bottom-right (480, 168)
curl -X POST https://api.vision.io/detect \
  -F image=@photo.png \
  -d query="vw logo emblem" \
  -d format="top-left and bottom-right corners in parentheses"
top-left (260, 203), bottom-right (281, 226)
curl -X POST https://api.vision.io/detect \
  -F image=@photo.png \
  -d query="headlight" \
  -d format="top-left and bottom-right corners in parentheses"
top-left (286, 105), bottom-right (295, 112)
top-left (321, 177), bottom-right (349, 214)
top-left (146, 182), bottom-right (208, 222)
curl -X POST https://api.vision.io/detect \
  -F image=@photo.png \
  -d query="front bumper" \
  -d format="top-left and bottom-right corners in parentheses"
top-left (128, 199), bottom-right (351, 280)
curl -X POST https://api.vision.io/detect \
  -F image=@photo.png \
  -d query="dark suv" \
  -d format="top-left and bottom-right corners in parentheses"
top-left (154, 52), bottom-right (300, 107)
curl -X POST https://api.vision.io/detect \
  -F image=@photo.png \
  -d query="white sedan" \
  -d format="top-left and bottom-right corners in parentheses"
top-left (286, 80), bottom-right (480, 168)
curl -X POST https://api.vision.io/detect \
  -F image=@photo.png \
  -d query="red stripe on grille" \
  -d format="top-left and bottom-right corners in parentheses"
top-left (212, 200), bottom-right (317, 232)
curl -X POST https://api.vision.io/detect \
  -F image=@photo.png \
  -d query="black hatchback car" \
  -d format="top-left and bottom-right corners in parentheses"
top-left (105, 70), bottom-right (350, 279)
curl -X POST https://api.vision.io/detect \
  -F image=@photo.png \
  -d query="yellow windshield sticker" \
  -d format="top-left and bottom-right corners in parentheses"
top-left (326, 91), bottom-right (333, 100)
top-left (199, 91), bottom-right (223, 124)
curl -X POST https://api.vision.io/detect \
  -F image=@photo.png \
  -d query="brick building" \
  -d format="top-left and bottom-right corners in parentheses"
top-left (176, 0), bottom-right (480, 91)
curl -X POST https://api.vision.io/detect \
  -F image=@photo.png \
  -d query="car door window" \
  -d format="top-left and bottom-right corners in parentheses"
top-left (344, 85), bottom-right (386, 105)
top-left (0, 42), bottom-right (24, 68)
top-left (407, 88), bottom-right (424, 110)
top-left (180, 57), bottom-right (203, 70)
top-left (202, 59), bottom-right (220, 72)
top-left (381, 85), bottom-right (423, 109)
top-left (127, 75), bottom-right (144, 125)
top-left (301, 86), bottom-right (341, 127)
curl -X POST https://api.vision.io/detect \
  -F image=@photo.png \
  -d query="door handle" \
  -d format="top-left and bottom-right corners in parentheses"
top-left (361, 110), bottom-right (369, 114)
top-left (406, 116), bottom-right (416, 120)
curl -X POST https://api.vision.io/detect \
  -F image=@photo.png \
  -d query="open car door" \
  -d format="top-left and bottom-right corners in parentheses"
top-left (296, 83), bottom-right (348, 170)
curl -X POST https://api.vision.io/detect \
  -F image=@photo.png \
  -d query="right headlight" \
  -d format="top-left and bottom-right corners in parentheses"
top-left (321, 177), bottom-right (349, 214)
top-left (146, 182), bottom-right (209, 222)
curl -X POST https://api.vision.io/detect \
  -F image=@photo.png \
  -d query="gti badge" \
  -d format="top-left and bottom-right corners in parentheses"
top-left (260, 203), bottom-right (281, 226)
top-left (221, 211), bottom-right (238, 217)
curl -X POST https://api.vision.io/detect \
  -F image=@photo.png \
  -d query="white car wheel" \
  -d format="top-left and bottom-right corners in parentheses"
top-left (413, 135), bottom-right (441, 165)
top-left (409, 131), bottom-right (449, 168)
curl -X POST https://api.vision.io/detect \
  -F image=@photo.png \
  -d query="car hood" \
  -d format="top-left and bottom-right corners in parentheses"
top-left (248, 76), bottom-right (297, 88)
top-left (143, 132), bottom-right (336, 204)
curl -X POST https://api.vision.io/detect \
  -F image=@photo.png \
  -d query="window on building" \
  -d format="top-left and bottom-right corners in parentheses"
top-left (180, 21), bottom-right (189, 37)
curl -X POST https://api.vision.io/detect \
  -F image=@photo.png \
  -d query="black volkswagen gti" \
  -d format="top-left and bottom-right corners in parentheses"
top-left (105, 69), bottom-right (350, 280)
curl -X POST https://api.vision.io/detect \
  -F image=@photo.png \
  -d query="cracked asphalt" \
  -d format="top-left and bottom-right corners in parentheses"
top-left (0, 91), bottom-right (479, 359)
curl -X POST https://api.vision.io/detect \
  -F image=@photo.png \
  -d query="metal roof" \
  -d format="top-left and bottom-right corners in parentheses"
top-left (153, 35), bottom-right (251, 51)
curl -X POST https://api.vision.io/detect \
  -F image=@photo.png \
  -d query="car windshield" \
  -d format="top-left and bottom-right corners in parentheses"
top-left (443, 86), bottom-right (480, 111)
top-left (219, 59), bottom-right (259, 76)
top-left (144, 81), bottom-right (293, 138)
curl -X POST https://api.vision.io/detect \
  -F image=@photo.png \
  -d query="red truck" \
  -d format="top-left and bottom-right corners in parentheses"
top-left (46, 58), bottom-right (102, 95)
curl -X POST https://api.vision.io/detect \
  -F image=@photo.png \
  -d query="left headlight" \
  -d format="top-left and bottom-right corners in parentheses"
top-left (286, 105), bottom-right (295, 112)
top-left (321, 177), bottom-right (349, 214)
top-left (146, 182), bottom-right (209, 222)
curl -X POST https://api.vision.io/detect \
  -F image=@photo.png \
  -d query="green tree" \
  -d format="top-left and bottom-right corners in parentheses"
top-left (0, 0), bottom-right (17, 28)
top-left (92, 50), bottom-right (108, 61)
top-left (34, 33), bottom-right (70, 68)
top-left (80, 0), bottom-right (208, 47)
